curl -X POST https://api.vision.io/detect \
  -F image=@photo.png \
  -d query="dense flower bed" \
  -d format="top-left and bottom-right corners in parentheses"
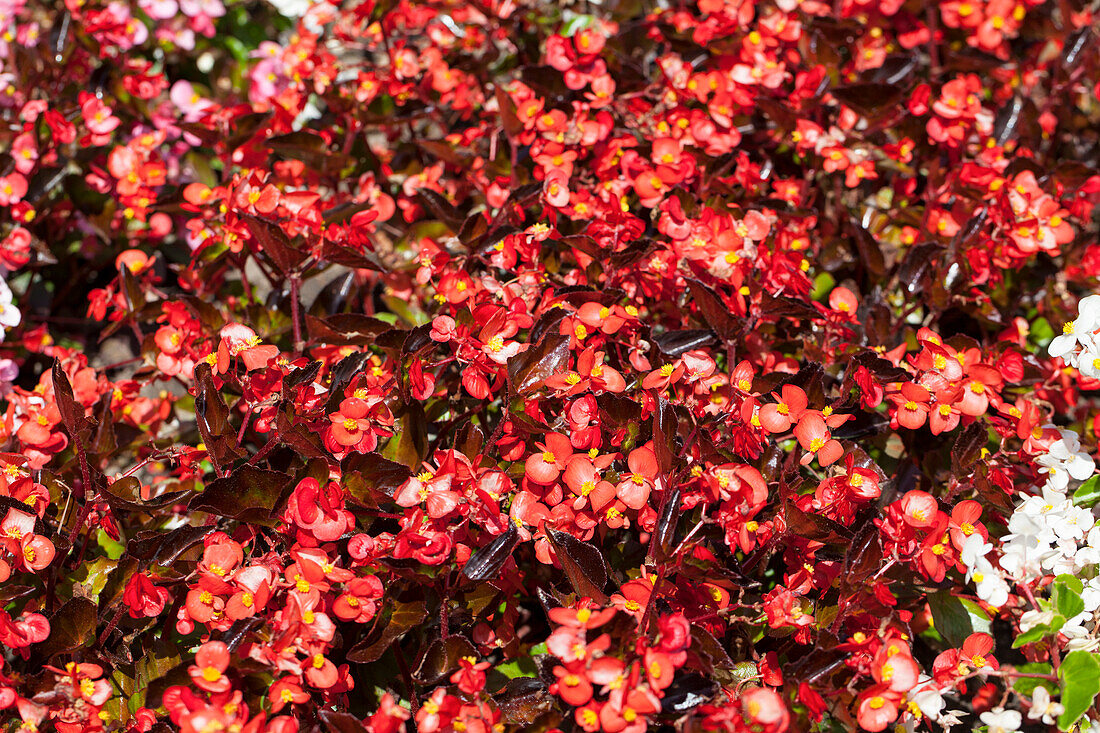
top-left (1, 0), bottom-right (1100, 731)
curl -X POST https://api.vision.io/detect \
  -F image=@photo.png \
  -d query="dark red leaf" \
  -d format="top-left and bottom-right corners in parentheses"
top-left (342, 452), bottom-right (413, 507)
top-left (413, 635), bottom-right (478, 684)
top-left (463, 525), bottom-right (519, 582)
top-left (346, 599), bottom-right (427, 664)
top-left (242, 213), bottom-right (306, 275)
top-left (187, 466), bottom-right (290, 526)
top-left (507, 331), bottom-right (570, 395)
top-left (545, 529), bottom-right (609, 604)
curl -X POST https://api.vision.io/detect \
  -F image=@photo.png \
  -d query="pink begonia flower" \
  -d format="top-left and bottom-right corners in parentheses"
top-left (180, 0), bottom-right (226, 17)
top-left (138, 0), bottom-right (178, 20)
top-left (170, 80), bottom-right (213, 120)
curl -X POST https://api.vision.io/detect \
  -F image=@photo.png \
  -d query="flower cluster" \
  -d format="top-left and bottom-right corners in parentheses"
top-left (0, 0), bottom-right (1099, 731)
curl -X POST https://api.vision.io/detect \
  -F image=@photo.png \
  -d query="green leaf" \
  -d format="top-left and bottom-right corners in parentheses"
top-left (1012, 663), bottom-right (1055, 697)
top-left (928, 591), bottom-right (992, 647)
top-left (561, 14), bottom-right (595, 36)
top-left (1058, 650), bottom-right (1100, 730)
top-left (96, 528), bottom-right (125, 560)
top-left (1030, 317), bottom-right (1055, 350)
top-left (497, 655), bottom-right (539, 679)
top-left (1053, 575), bottom-right (1086, 620)
top-left (1073, 475), bottom-right (1100, 508)
top-left (75, 557), bottom-right (117, 602)
top-left (810, 272), bottom-right (837, 302)
top-left (1012, 615), bottom-right (1066, 648)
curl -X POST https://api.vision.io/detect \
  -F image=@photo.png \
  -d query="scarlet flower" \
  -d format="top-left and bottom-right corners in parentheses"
top-left (898, 490), bottom-right (938, 528)
top-left (235, 182), bottom-right (280, 214)
top-left (188, 641), bottom-right (231, 693)
top-left (304, 651), bottom-right (339, 689)
top-left (933, 632), bottom-right (998, 688)
top-left (575, 703), bottom-right (602, 732)
top-left (642, 650), bottom-right (674, 690)
top-left (268, 677), bottom-right (309, 713)
top-left (870, 646), bottom-right (919, 692)
top-left (123, 572), bottom-right (172, 618)
top-left (224, 567), bottom-right (273, 621)
top-left (184, 587), bottom-right (225, 624)
top-left (548, 603), bottom-right (617, 630)
top-left (11, 133), bottom-right (36, 175)
top-left (0, 226), bottom-right (32, 271)
top-left (524, 432), bottom-right (574, 484)
top-left (415, 688), bottom-right (460, 733)
top-left (741, 687), bottom-right (790, 732)
top-left (929, 399), bottom-right (961, 435)
top-left (544, 170), bottom-right (571, 208)
top-left (367, 693), bottom-right (411, 733)
top-left (332, 576), bottom-right (384, 623)
top-left (395, 469), bottom-right (461, 518)
top-left (856, 687), bottom-right (901, 731)
top-left (793, 412), bottom-right (843, 466)
top-left (81, 94), bottom-right (120, 135)
top-left (827, 286), bottom-right (859, 318)
top-left (598, 688), bottom-right (660, 733)
top-left (608, 577), bottom-right (653, 622)
top-left (328, 398), bottom-right (374, 448)
top-left (552, 663), bottom-right (594, 706)
top-left (563, 456), bottom-right (616, 513)
top-left (889, 382), bottom-right (931, 430)
top-left (616, 446), bottom-right (657, 509)
top-left (918, 516), bottom-right (955, 582)
top-left (948, 499), bottom-right (987, 550)
top-left (758, 384), bottom-right (808, 433)
top-left (450, 656), bottom-right (490, 695)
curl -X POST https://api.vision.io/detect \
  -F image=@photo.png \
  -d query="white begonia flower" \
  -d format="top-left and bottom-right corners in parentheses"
top-left (908, 676), bottom-right (944, 721)
top-left (1046, 438), bottom-right (1095, 480)
top-left (1019, 608), bottom-right (1055, 632)
top-left (1079, 346), bottom-right (1100, 378)
top-left (1075, 526), bottom-right (1100, 567)
top-left (1050, 294), bottom-right (1100, 362)
top-left (999, 535), bottom-right (1044, 580)
top-left (979, 708), bottom-right (1022, 733)
top-left (1036, 455), bottom-right (1072, 491)
top-left (268, 0), bottom-right (312, 17)
top-left (1064, 626), bottom-right (1100, 652)
top-left (960, 533), bottom-right (992, 568)
top-left (1082, 577), bottom-right (1100, 612)
top-left (1052, 505), bottom-right (1095, 542)
top-left (0, 277), bottom-right (19, 332)
top-left (937, 710), bottom-right (966, 732)
top-left (1028, 687), bottom-right (1064, 725)
top-left (972, 562), bottom-right (1009, 607)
